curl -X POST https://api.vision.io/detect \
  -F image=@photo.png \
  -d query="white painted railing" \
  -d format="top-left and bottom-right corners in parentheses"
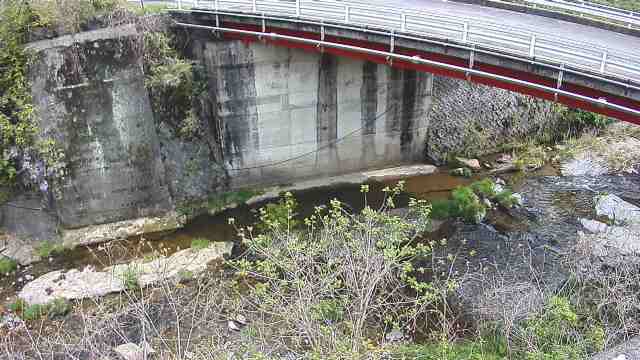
top-left (164, 0), bottom-right (640, 84)
top-left (511, 0), bottom-right (640, 28)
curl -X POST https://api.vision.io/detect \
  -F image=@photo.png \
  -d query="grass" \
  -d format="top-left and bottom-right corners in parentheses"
top-left (391, 338), bottom-right (507, 360)
top-left (0, 256), bottom-right (18, 275)
top-left (10, 298), bottom-right (71, 321)
top-left (35, 241), bottom-right (65, 258)
top-left (119, 266), bottom-right (140, 291)
top-left (191, 238), bottom-right (211, 250)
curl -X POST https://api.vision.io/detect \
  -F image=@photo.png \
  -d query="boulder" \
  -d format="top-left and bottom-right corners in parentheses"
top-left (456, 157), bottom-right (481, 170)
top-left (580, 219), bottom-right (609, 234)
top-left (20, 242), bottom-right (233, 305)
top-left (595, 194), bottom-right (640, 225)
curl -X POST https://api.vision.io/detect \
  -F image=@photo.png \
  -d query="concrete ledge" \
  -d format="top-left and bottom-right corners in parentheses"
top-left (448, 0), bottom-right (640, 38)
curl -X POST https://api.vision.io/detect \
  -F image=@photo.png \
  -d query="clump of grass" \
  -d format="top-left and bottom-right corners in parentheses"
top-left (495, 189), bottom-right (519, 208)
top-left (35, 241), bottom-right (65, 258)
top-left (470, 178), bottom-right (498, 198)
top-left (10, 298), bottom-right (71, 321)
top-left (191, 238), bottom-right (211, 250)
top-left (0, 257), bottom-right (18, 276)
top-left (120, 266), bottom-right (140, 291)
top-left (430, 186), bottom-right (486, 223)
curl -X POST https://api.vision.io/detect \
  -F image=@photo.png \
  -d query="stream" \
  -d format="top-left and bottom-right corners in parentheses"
top-left (1, 162), bottom-right (639, 307)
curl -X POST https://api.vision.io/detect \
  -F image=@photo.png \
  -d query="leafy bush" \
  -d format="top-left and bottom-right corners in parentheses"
top-left (191, 238), bottom-right (211, 250)
top-left (518, 296), bottom-right (604, 359)
top-left (255, 191), bottom-right (299, 233)
top-left (229, 183), bottom-right (459, 356)
top-left (451, 187), bottom-right (486, 224)
top-left (555, 108), bottom-right (614, 140)
top-left (431, 199), bottom-right (456, 219)
top-left (470, 178), bottom-right (498, 198)
top-left (0, 257), bottom-right (18, 275)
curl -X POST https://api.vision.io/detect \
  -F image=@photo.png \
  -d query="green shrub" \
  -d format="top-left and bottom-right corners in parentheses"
top-left (519, 296), bottom-right (603, 359)
top-left (311, 299), bottom-right (345, 323)
top-left (470, 178), bottom-right (497, 198)
top-left (555, 108), bottom-right (614, 141)
top-left (430, 199), bottom-right (456, 219)
top-left (451, 187), bottom-right (486, 224)
top-left (256, 192), bottom-right (299, 233)
top-left (191, 238), bottom-right (211, 250)
top-left (0, 257), bottom-right (18, 275)
top-left (495, 190), bottom-right (519, 208)
top-left (35, 241), bottom-right (65, 258)
top-left (230, 184), bottom-right (444, 356)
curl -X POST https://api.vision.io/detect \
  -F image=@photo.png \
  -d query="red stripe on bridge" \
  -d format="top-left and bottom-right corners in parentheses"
top-left (220, 21), bottom-right (640, 124)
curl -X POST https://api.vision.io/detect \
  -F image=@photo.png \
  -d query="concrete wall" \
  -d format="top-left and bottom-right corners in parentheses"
top-left (27, 25), bottom-right (173, 229)
top-left (190, 39), bottom-right (433, 187)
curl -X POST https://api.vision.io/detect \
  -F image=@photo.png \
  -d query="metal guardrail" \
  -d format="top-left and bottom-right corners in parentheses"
top-left (166, 0), bottom-right (640, 85)
top-left (513, 0), bottom-right (640, 28)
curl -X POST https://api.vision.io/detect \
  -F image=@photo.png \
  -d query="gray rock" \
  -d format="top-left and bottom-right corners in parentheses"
top-left (456, 157), bottom-right (481, 170)
top-left (0, 234), bottom-right (38, 265)
top-left (561, 156), bottom-right (609, 177)
top-left (20, 242), bottom-right (233, 305)
top-left (580, 218), bottom-right (609, 234)
top-left (592, 337), bottom-right (640, 360)
top-left (114, 343), bottom-right (144, 360)
top-left (595, 194), bottom-right (640, 225)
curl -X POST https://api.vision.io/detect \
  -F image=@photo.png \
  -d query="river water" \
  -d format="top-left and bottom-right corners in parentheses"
top-left (2, 164), bottom-right (639, 304)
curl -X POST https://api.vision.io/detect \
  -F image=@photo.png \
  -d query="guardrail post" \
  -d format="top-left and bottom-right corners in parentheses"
top-left (529, 35), bottom-right (536, 58)
top-left (345, 6), bottom-right (350, 23)
top-left (177, 0), bottom-right (182, 10)
top-left (462, 22), bottom-right (469, 43)
top-left (600, 51), bottom-right (608, 73)
top-left (401, 13), bottom-right (407, 32)
top-left (296, 0), bottom-right (300, 17)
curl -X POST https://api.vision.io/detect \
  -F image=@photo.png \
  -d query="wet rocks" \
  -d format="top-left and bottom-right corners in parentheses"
top-left (595, 194), bottom-right (640, 225)
top-left (577, 195), bottom-right (640, 268)
top-left (19, 242), bottom-right (233, 305)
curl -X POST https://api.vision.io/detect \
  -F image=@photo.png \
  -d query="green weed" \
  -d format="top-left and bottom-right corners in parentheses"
top-left (191, 238), bottom-right (211, 250)
top-left (0, 257), bottom-right (18, 275)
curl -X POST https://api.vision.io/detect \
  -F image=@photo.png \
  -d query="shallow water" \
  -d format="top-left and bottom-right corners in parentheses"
top-left (3, 161), bottom-right (638, 304)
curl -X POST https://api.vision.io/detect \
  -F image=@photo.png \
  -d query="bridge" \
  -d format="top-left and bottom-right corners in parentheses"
top-left (166, 0), bottom-right (640, 124)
